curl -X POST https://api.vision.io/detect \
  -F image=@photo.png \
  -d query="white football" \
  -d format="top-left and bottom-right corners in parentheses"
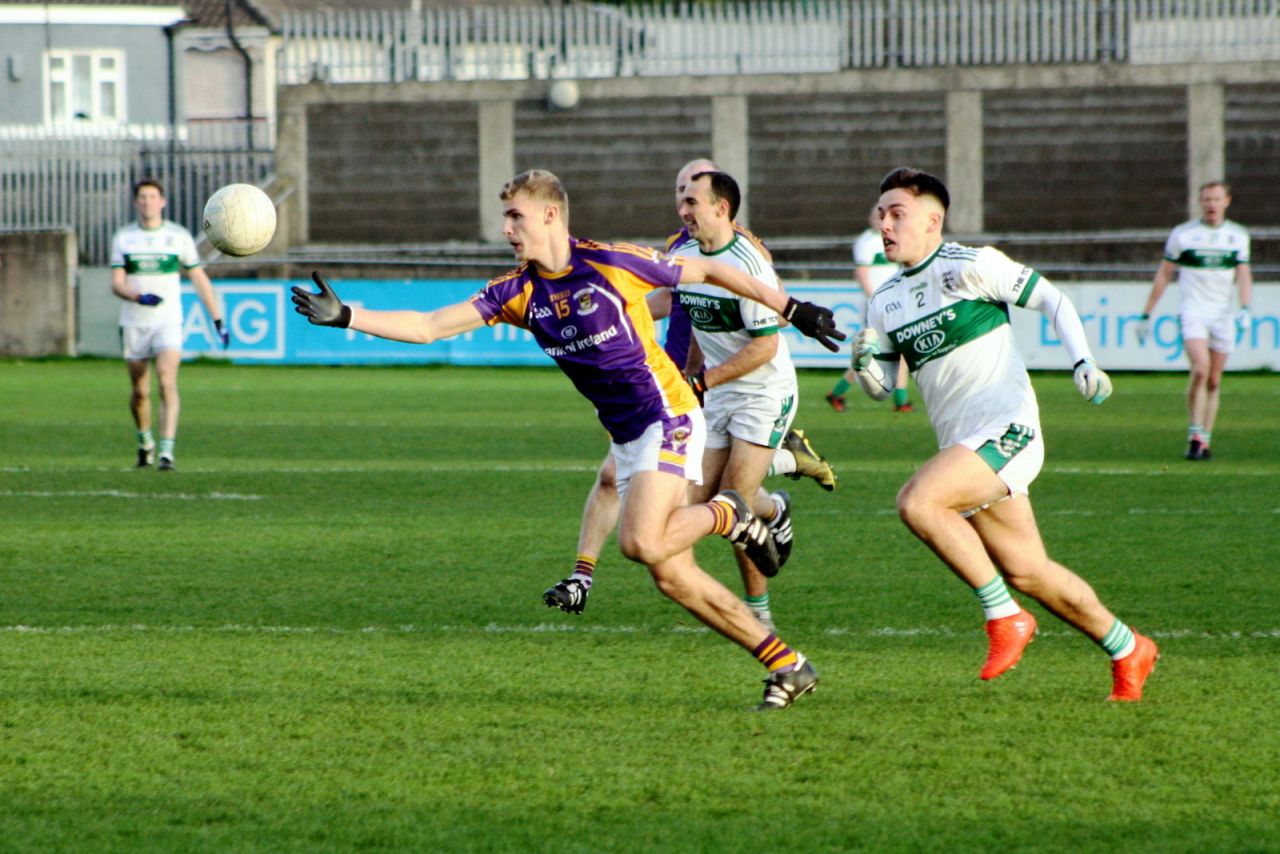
top-left (203, 183), bottom-right (277, 256)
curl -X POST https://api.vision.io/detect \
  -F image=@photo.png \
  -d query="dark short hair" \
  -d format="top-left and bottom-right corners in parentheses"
top-left (690, 170), bottom-right (741, 221)
top-left (133, 178), bottom-right (165, 198)
top-left (879, 167), bottom-right (950, 211)
top-left (1199, 180), bottom-right (1231, 195)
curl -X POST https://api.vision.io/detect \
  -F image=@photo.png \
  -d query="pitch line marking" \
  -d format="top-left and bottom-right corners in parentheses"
top-left (1, 624), bottom-right (1276, 640)
top-left (0, 489), bottom-right (262, 501)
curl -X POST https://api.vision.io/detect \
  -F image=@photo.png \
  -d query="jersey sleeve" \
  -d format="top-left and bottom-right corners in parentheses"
top-left (852, 231), bottom-right (878, 267)
top-left (109, 231), bottom-right (125, 268)
top-left (469, 273), bottom-right (529, 328)
top-left (1162, 228), bottom-right (1182, 263)
top-left (178, 228), bottom-right (201, 270)
top-left (1238, 227), bottom-right (1251, 264)
top-left (965, 246), bottom-right (1042, 308)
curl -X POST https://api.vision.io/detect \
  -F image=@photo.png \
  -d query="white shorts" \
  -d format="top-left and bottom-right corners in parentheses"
top-left (121, 324), bottom-right (183, 361)
top-left (1179, 310), bottom-right (1235, 354)
top-left (702, 388), bottom-right (797, 451)
top-left (610, 409), bottom-right (706, 500)
top-left (957, 419), bottom-right (1045, 499)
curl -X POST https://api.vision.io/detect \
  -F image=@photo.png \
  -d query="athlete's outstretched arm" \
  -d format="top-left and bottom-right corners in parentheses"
top-left (292, 272), bottom-right (485, 344)
top-left (1023, 279), bottom-right (1113, 404)
top-left (678, 257), bottom-right (845, 351)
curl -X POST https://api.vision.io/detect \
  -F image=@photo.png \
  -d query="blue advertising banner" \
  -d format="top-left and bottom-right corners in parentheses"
top-left (182, 279), bottom-right (1280, 370)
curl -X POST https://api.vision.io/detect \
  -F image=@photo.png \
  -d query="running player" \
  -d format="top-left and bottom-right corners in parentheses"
top-left (672, 169), bottom-right (802, 631)
top-left (110, 178), bottom-right (229, 471)
top-left (851, 167), bottom-right (1158, 701)
top-left (826, 205), bottom-right (911, 413)
top-left (293, 170), bottom-right (844, 709)
top-left (544, 159), bottom-right (836, 621)
top-left (1137, 181), bottom-right (1252, 460)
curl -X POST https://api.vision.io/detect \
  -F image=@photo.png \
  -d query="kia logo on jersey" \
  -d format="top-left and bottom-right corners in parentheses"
top-left (914, 331), bottom-right (945, 353)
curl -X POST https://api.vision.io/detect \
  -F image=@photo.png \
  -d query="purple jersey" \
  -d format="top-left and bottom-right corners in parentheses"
top-left (470, 238), bottom-right (699, 443)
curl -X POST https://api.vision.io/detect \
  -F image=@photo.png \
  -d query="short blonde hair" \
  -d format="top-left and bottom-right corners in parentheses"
top-left (500, 169), bottom-right (569, 225)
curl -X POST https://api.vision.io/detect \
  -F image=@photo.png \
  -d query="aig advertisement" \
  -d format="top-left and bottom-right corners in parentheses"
top-left (182, 279), bottom-right (1279, 371)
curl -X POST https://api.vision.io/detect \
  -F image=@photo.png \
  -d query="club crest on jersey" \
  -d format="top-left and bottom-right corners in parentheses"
top-left (941, 271), bottom-right (959, 292)
top-left (561, 324), bottom-right (578, 339)
top-left (574, 288), bottom-right (599, 316)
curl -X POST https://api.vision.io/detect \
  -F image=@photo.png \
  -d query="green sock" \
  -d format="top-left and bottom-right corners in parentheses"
top-left (745, 593), bottom-right (772, 622)
top-left (975, 576), bottom-right (1020, 620)
top-left (1099, 620), bottom-right (1136, 660)
top-left (137, 430), bottom-right (154, 448)
top-left (158, 438), bottom-right (175, 458)
top-left (1200, 431), bottom-right (1212, 445)
top-left (831, 377), bottom-right (852, 397)
top-left (893, 387), bottom-right (910, 407)
top-left (1188, 424), bottom-right (1203, 441)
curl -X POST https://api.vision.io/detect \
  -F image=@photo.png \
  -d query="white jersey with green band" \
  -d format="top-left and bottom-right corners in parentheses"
top-left (1163, 218), bottom-right (1250, 318)
top-left (853, 228), bottom-right (901, 291)
top-left (672, 233), bottom-right (797, 396)
top-left (866, 242), bottom-right (1041, 448)
top-left (110, 220), bottom-right (201, 328)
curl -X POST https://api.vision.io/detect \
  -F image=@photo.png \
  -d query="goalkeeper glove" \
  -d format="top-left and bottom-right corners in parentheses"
top-left (291, 271), bottom-right (352, 328)
top-left (1073, 357), bottom-right (1113, 405)
top-left (136, 293), bottom-right (162, 306)
top-left (782, 297), bottom-right (846, 352)
top-left (1135, 313), bottom-right (1151, 345)
top-left (852, 328), bottom-right (881, 371)
top-left (1235, 306), bottom-right (1251, 339)
top-left (685, 370), bottom-right (707, 406)
top-left (214, 318), bottom-right (230, 348)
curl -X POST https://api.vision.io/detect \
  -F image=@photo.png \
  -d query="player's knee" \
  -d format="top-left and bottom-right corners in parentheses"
top-left (896, 483), bottom-right (931, 531)
top-left (1205, 373), bottom-right (1222, 393)
top-left (617, 531), bottom-right (658, 565)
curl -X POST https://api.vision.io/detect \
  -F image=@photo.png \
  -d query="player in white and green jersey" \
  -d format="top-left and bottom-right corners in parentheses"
top-left (669, 169), bottom-right (802, 629)
top-left (852, 167), bottom-right (1159, 702)
top-left (827, 207), bottom-right (911, 412)
top-left (1138, 181), bottom-right (1253, 460)
top-left (109, 178), bottom-right (227, 470)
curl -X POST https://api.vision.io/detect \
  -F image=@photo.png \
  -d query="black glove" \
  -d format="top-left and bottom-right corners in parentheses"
top-left (685, 370), bottom-right (707, 406)
top-left (136, 293), bottom-right (162, 306)
top-left (214, 318), bottom-right (230, 348)
top-left (291, 271), bottom-right (352, 328)
top-left (783, 297), bottom-right (846, 353)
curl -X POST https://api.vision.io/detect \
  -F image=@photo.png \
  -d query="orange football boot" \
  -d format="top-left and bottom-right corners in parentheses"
top-left (1107, 633), bottom-right (1159, 702)
top-left (980, 610), bottom-right (1038, 680)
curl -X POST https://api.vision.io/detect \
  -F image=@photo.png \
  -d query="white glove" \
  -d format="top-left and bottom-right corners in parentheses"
top-left (852, 327), bottom-right (881, 371)
top-left (1235, 307), bottom-right (1251, 339)
top-left (1073, 357), bottom-right (1112, 405)
top-left (1135, 313), bottom-right (1151, 346)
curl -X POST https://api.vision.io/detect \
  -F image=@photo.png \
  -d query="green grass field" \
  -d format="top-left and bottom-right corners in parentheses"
top-left (1, 359), bottom-right (1277, 852)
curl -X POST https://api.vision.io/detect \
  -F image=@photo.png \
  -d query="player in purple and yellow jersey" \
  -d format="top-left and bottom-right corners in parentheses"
top-left (546, 160), bottom-right (837, 629)
top-left (293, 169), bottom-right (843, 710)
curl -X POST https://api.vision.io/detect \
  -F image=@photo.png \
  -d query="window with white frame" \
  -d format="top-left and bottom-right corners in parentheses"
top-left (45, 49), bottom-right (125, 123)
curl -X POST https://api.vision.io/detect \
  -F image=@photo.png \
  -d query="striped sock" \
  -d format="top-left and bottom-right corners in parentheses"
top-left (137, 430), bottom-right (154, 449)
top-left (894, 387), bottom-right (910, 407)
top-left (830, 377), bottom-right (852, 397)
top-left (1188, 424), bottom-right (1203, 441)
top-left (707, 496), bottom-right (737, 537)
top-left (571, 554), bottom-right (596, 589)
top-left (753, 632), bottom-right (798, 673)
top-left (975, 576), bottom-right (1021, 620)
top-left (1099, 620), bottom-right (1137, 660)
top-left (1200, 431), bottom-right (1212, 446)
top-left (158, 438), bottom-right (175, 458)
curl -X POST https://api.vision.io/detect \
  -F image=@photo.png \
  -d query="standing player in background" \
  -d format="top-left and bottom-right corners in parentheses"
top-left (110, 178), bottom-right (229, 471)
top-left (293, 169), bottom-right (844, 710)
top-left (826, 206), bottom-right (912, 413)
top-left (544, 159), bottom-right (836, 621)
top-left (1137, 181), bottom-right (1252, 461)
top-left (852, 167), bottom-right (1158, 701)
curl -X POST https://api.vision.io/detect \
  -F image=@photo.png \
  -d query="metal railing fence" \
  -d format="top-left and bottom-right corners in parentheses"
top-left (279, 0), bottom-right (1280, 84)
top-left (0, 120), bottom-right (274, 264)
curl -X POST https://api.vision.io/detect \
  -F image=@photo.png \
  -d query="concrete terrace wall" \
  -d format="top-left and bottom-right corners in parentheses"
top-left (278, 61), bottom-right (1280, 249)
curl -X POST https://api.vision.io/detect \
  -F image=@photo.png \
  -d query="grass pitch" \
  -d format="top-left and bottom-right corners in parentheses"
top-left (1, 359), bottom-right (1277, 852)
